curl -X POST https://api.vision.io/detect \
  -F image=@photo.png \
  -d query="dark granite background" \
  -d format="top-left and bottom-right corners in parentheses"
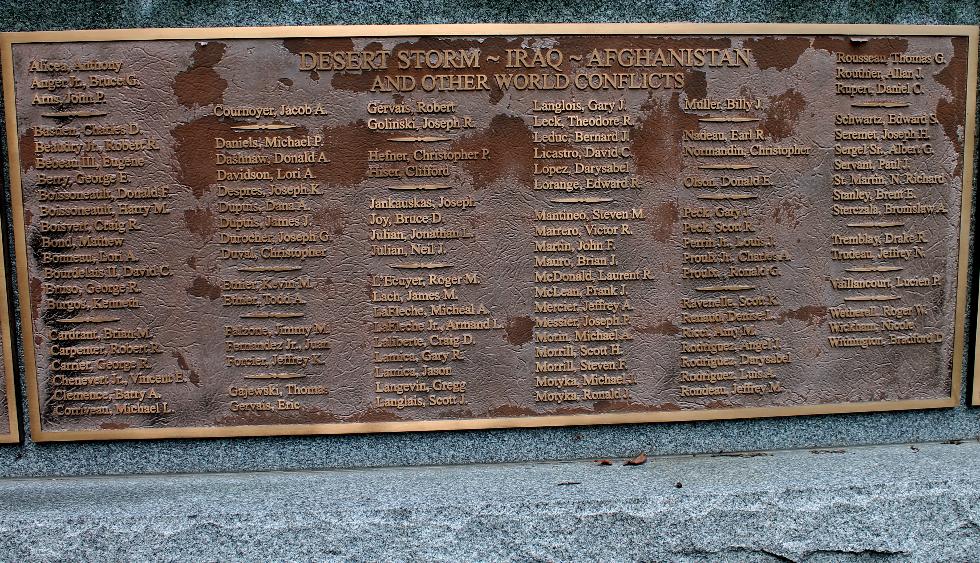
top-left (0, 0), bottom-right (976, 477)
top-left (0, 0), bottom-right (977, 30)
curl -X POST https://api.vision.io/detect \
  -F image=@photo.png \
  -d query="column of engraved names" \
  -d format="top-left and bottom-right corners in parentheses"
top-left (367, 95), bottom-right (499, 413)
top-left (26, 55), bottom-right (179, 420)
top-left (829, 48), bottom-right (949, 355)
top-left (528, 91), bottom-right (649, 407)
top-left (214, 102), bottom-right (334, 415)
top-left (678, 93), bottom-right (806, 400)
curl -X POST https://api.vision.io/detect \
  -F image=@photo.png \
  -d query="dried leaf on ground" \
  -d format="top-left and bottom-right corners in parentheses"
top-left (623, 453), bottom-right (647, 466)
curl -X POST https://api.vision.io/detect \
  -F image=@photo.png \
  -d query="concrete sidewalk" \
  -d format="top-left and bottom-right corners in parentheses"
top-left (0, 442), bottom-right (977, 561)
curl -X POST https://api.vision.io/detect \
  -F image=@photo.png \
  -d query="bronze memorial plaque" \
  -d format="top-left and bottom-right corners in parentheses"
top-left (0, 211), bottom-right (18, 443)
top-left (1, 24), bottom-right (975, 441)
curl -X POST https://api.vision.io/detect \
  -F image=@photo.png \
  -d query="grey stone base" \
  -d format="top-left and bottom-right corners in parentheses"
top-left (0, 442), bottom-right (978, 561)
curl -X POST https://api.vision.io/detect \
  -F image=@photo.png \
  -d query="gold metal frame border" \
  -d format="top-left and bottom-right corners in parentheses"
top-left (0, 23), bottom-right (975, 442)
top-left (0, 212), bottom-right (19, 443)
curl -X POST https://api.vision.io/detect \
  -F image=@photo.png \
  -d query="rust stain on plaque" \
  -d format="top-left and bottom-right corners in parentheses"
top-left (282, 37), bottom-right (354, 58)
top-left (762, 89), bottom-right (805, 140)
top-left (684, 69), bottom-right (708, 99)
top-left (811, 37), bottom-right (910, 58)
top-left (504, 316), bottom-right (534, 345)
top-left (188, 275), bottom-right (221, 300)
top-left (454, 115), bottom-right (535, 187)
top-left (28, 277), bottom-right (43, 320)
top-left (744, 37), bottom-right (812, 71)
top-left (174, 41), bottom-right (228, 107)
top-left (319, 121), bottom-right (373, 187)
top-left (634, 93), bottom-right (699, 180)
top-left (934, 37), bottom-right (969, 165)
top-left (172, 115), bottom-right (241, 198)
top-left (649, 201), bottom-right (679, 242)
top-left (778, 306), bottom-right (828, 326)
top-left (330, 41), bottom-right (385, 92)
top-left (315, 207), bottom-right (346, 235)
top-left (184, 207), bottom-right (215, 240)
top-left (18, 129), bottom-right (35, 171)
top-left (2, 26), bottom-right (973, 441)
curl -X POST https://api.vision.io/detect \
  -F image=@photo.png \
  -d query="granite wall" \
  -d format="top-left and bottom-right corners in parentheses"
top-left (0, 0), bottom-right (976, 478)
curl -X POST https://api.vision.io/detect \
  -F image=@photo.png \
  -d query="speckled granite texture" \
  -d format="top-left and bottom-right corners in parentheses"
top-left (0, 442), bottom-right (977, 561)
top-left (0, 0), bottom-right (976, 29)
top-left (0, 1), bottom-right (977, 478)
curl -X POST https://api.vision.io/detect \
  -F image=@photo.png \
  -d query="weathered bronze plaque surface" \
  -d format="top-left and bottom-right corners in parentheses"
top-left (2, 24), bottom-right (975, 441)
top-left (0, 211), bottom-right (20, 443)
